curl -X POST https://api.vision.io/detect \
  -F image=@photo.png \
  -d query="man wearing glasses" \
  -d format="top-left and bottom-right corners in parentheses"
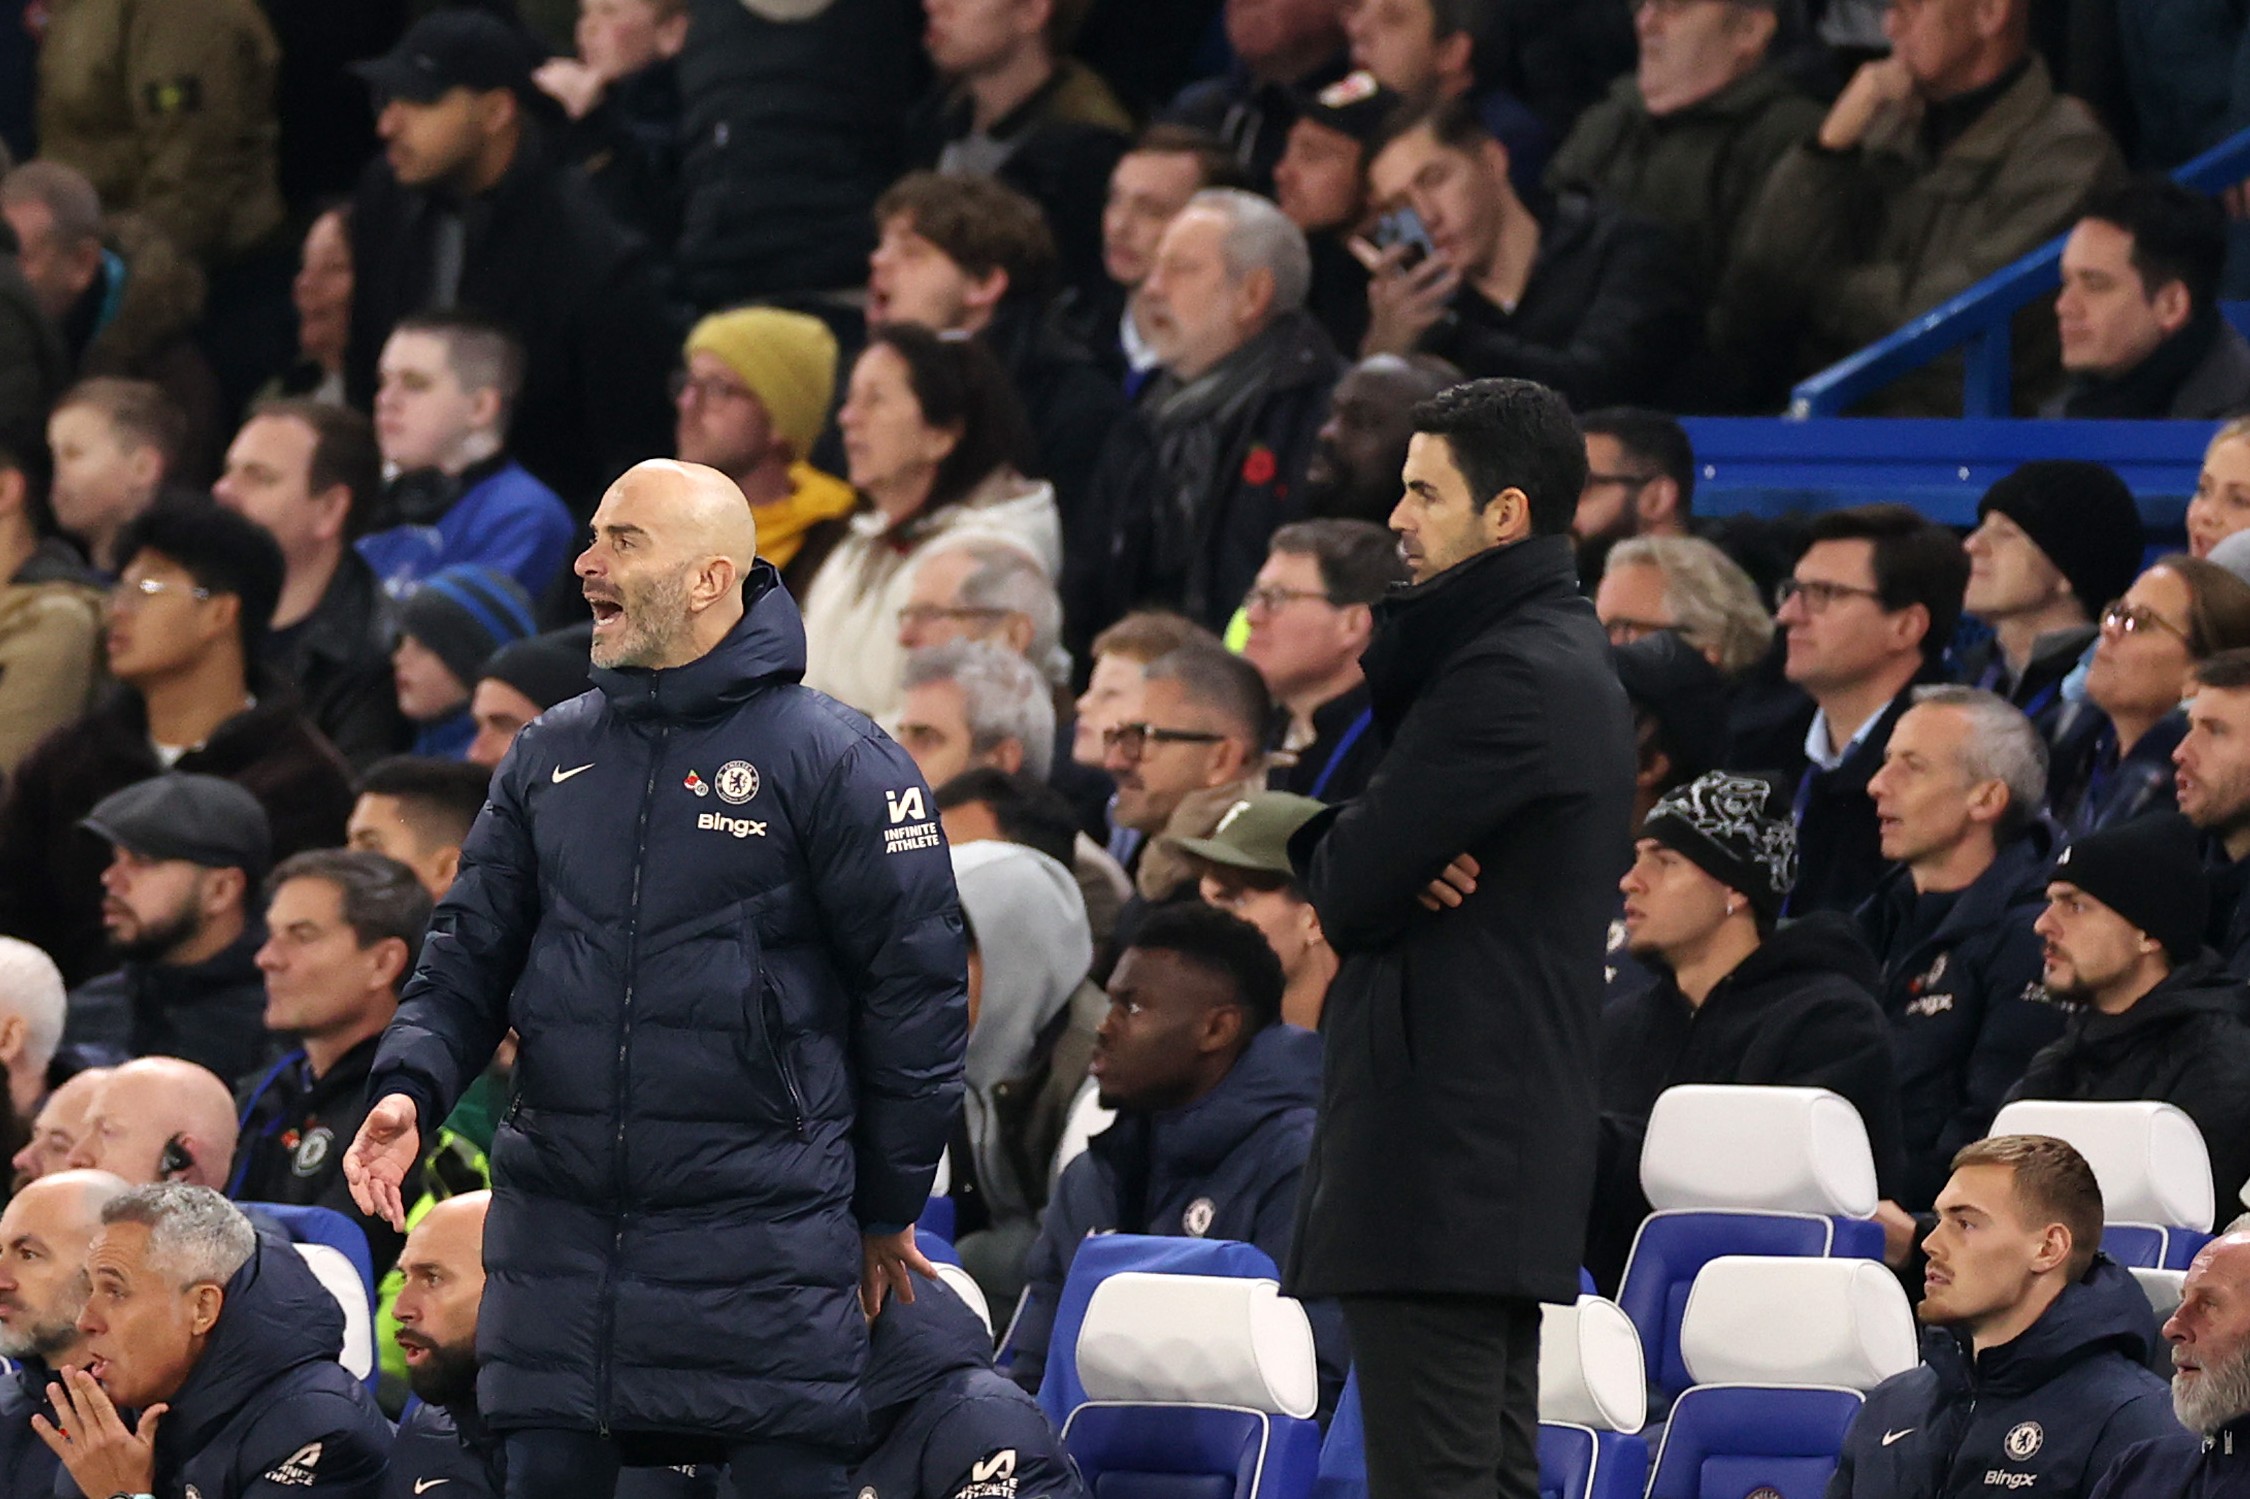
top-left (1240, 518), bottom-right (1403, 803)
top-left (1572, 407), bottom-right (1694, 587)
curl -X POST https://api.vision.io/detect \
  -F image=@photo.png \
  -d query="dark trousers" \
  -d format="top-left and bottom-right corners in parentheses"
top-left (503, 1427), bottom-right (850, 1499)
top-left (1340, 1294), bottom-right (1542, 1499)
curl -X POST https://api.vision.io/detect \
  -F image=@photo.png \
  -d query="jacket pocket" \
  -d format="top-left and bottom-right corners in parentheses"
top-left (751, 972), bottom-right (811, 1136)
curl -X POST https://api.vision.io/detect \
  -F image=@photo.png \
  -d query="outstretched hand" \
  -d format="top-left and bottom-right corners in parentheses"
top-left (31, 1365), bottom-right (163, 1498)
top-left (343, 1093), bottom-right (422, 1230)
top-left (861, 1227), bottom-right (936, 1321)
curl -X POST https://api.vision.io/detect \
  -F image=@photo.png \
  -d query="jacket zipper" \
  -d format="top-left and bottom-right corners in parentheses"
top-left (597, 726), bottom-right (667, 1435)
top-left (761, 981), bottom-right (808, 1136)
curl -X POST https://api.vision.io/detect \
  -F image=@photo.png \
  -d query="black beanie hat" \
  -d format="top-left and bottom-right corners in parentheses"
top-left (1642, 771), bottom-right (1798, 919)
top-left (483, 631), bottom-right (593, 711)
top-left (1613, 631), bottom-right (1729, 784)
top-left (397, 565), bottom-right (536, 693)
top-left (1977, 461), bottom-right (2147, 616)
top-left (2051, 812), bottom-right (2209, 963)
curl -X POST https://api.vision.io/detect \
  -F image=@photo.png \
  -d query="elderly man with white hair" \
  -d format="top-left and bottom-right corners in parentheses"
top-left (2086, 1214), bottom-right (2250, 1497)
top-left (0, 937), bottom-right (68, 1122)
top-left (1072, 186), bottom-right (1344, 648)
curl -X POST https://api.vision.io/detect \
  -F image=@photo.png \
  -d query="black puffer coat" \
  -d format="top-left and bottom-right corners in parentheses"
top-left (369, 566), bottom-right (967, 1446)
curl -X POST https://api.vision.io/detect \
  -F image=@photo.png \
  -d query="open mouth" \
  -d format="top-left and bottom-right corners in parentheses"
top-left (587, 597), bottom-right (624, 628)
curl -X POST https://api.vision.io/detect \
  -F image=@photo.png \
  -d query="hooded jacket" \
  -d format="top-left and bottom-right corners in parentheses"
top-left (63, 924), bottom-right (274, 1084)
top-left (1858, 825), bottom-right (2068, 1209)
top-left (367, 564), bottom-right (966, 1447)
top-left (1828, 1257), bottom-right (2181, 1499)
top-left (139, 1226), bottom-right (392, 1498)
top-left (1589, 911), bottom-right (1905, 1290)
top-left (854, 1272), bottom-right (1088, 1499)
top-left (2087, 1416), bottom-right (2250, 1499)
top-left (2009, 957), bottom-right (2250, 1224)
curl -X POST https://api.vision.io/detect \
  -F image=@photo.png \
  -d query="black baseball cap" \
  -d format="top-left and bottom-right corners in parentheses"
top-left (82, 775), bottom-right (273, 879)
top-left (350, 10), bottom-right (535, 104)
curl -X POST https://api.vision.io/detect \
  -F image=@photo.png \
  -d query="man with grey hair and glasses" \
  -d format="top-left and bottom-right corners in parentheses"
top-left (1861, 686), bottom-right (2068, 1244)
top-left (2087, 1215), bottom-right (2250, 1497)
top-left (32, 1181), bottom-right (391, 1497)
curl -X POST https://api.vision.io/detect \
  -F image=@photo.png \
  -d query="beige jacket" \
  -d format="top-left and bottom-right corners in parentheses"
top-left (0, 576), bottom-right (104, 773)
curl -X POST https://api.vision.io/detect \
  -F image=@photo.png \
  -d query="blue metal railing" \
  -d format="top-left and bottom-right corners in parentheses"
top-left (1787, 127), bottom-right (2250, 419)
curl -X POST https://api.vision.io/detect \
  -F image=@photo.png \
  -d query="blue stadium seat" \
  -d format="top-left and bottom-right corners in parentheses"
top-left (242, 1202), bottom-right (375, 1316)
top-left (1990, 1101), bottom-right (2216, 1270)
top-left (1038, 1234), bottom-right (1280, 1427)
top-left (918, 1195), bottom-right (957, 1244)
top-left (242, 1203), bottom-right (379, 1391)
top-left (1537, 1296), bottom-right (1649, 1499)
top-left (918, 1227), bottom-right (962, 1267)
top-left (1312, 1373), bottom-right (1366, 1499)
top-left (1062, 1272), bottom-right (1322, 1499)
top-left (1646, 1257), bottom-right (1917, 1499)
top-left (1620, 1087), bottom-right (1886, 1409)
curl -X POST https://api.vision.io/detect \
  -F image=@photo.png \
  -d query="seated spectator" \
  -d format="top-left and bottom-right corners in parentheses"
top-left (68, 1057), bottom-right (240, 1187)
top-left (1575, 407), bottom-right (1695, 587)
top-left (898, 640), bottom-right (1057, 786)
top-left (65, 777), bottom-right (272, 1082)
top-left (2188, 417), bottom-right (2250, 562)
top-left (0, 1169), bottom-right (130, 1499)
top-left (2179, 651), bottom-right (2250, 979)
top-left (1597, 534), bottom-right (1774, 678)
top-left (1069, 609), bottom-right (1220, 772)
top-left (213, 398), bottom-right (408, 769)
top-left (855, 1267), bottom-right (1091, 1499)
top-left (1069, 123), bottom-right (1246, 387)
top-left (1178, 790), bottom-right (1336, 1028)
top-left (0, 938), bottom-right (66, 1135)
top-left (2015, 813), bottom-right (2250, 1216)
top-left (237, 850), bottom-right (430, 1274)
top-left (1077, 189), bottom-right (1342, 642)
top-left (44, 376), bottom-right (185, 575)
top-left (1011, 902), bottom-right (1338, 1398)
top-left (1605, 630), bottom-right (1731, 1000)
top-left (361, 314), bottom-right (575, 603)
top-left (1778, 505), bottom-right (1969, 915)
top-left (532, 0), bottom-right (688, 249)
top-left (0, 441), bottom-right (102, 773)
top-left (1957, 462), bottom-right (2146, 741)
top-left (346, 755), bottom-right (494, 902)
top-left (11, 1067), bottom-right (109, 1189)
top-left (1342, 0), bottom-right (1554, 192)
top-left (1591, 770), bottom-right (1901, 1289)
top-left (348, 8), bottom-right (674, 508)
top-left (2050, 179), bottom-right (2250, 420)
top-left (799, 325), bottom-right (1056, 722)
top-left (675, 307), bottom-right (855, 594)
top-left (467, 631), bottom-right (593, 769)
top-left (262, 205), bottom-right (352, 404)
top-left (1359, 100), bottom-right (1697, 408)
top-left (1301, 352), bottom-right (1458, 525)
top-left (1102, 646), bottom-right (1272, 911)
top-left (948, 838), bottom-right (1098, 1310)
top-left (1724, 0), bottom-right (2123, 412)
top-left (392, 565), bottom-right (539, 759)
top-left (0, 498), bottom-right (354, 987)
top-left (1242, 519), bottom-right (1403, 802)
top-left (904, 0), bottom-right (1131, 300)
top-left (1545, 0), bottom-right (1818, 318)
top-left (935, 766), bottom-right (1134, 960)
top-left (35, 1185), bottom-right (390, 1498)
top-left (1164, 0), bottom-right (1350, 189)
top-left (1860, 688), bottom-right (2066, 1216)
top-left (0, 185), bottom-right (62, 468)
top-left (2050, 555), bottom-right (2250, 836)
top-left (1271, 70), bottom-right (1396, 356)
top-left (2086, 1220), bottom-right (2250, 1498)
top-left (1830, 1136), bottom-right (2181, 1498)
top-left (868, 173), bottom-right (1128, 544)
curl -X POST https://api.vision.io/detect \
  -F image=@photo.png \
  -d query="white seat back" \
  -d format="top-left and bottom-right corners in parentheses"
top-left (2132, 1266), bottom-right (2188, 1325)
top-left (1538, 1296), bottom-right (1646, 1434)
top-left (1641, 1085), bottom-right (1878, 1216)
top-left (933, 1262), bottom-right (993, 1338)
top-left (1050, 1079), bottom-right (1114, 1187)
top-left (1988, 1100), bottom-right (2214, 1231)
top-left (1075, 1273), bottom-right (1318, 1419)
top-left (1680, 1256), bottom-right (1916, 1391)
top-left (295, 1243), bottom-right (374, 1381)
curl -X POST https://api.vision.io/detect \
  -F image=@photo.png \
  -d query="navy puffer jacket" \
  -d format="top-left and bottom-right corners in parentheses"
top-left (369, 566), bottom-right (968, 1448)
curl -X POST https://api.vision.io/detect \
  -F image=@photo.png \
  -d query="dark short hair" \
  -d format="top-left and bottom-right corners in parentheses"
top-left (391, 310), bottom-right (527, 417)
top-left (1804, 504), bottom-right (1970, 666)
top-left (355, 756), bottom-right (492, 849)
top-left (265, 848), bottom-right (435, 980)
top-left (1124, 123), bottom-right (1251, 192)
top-left (860, 323), bottom-right (1036, 514)
top-left (1269, 518), bottom-right (1408, 605)
top-left (1949, 1134), bottom-right (2105, 1281)
top-left (1127, 902), bottom-right (1285, 1032)
top-left (2153, 553), bottom-right (2250, 659)
top-left (1580, 407), bottom-right (1696, 518)
top-left (1141, 644), bottom-right (1274, 748)
top-left (1409, 377), bottom-right (1587, 534)
top-left (873, 171), bottom-right (1057, 303)
top-left (247, 398), bottom-right (383, 538)
top-left (113, 498), bottom-right (285, 664)
top-left (931, 767), bottom-right (1079, 869)
top-left (2082, 177), bottom-right (2227, 314)
top-left (2194, 646), bottom-right (2250, 692)
top-left (1369, 94), bottom-right (1493, 167)
top-left (57, 378), bottom-right (188, 475)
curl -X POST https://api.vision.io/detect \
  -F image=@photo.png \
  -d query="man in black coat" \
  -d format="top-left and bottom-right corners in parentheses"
top-left (1286, 378), bottom-right (1635, 1499)
top-left (346, 10), bottom-right (674, 513)
top-left (345, 460), bottom-right (967, 1499)
top-left (2013, 813), bottom-right (2250, 1219)
top-left (2089, 1222), bottom-right (2250, 1499)
top-left (1830, 1136), bottom-right (2185, 1499)
top-left (1592, 771), bottom-right (1904, 1290)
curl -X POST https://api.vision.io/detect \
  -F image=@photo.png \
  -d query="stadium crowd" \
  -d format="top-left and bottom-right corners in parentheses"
top-left (1, 0), bottom-right (2249, 1494)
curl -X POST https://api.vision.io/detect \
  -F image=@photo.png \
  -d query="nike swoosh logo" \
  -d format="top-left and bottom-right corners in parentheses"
top-left (551, 763), bottom-right (594, 784)
top-left (414, 1480), bottom-right (451, 1493)
top-left (1883, 1429), bottom-right (1915, 1446)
